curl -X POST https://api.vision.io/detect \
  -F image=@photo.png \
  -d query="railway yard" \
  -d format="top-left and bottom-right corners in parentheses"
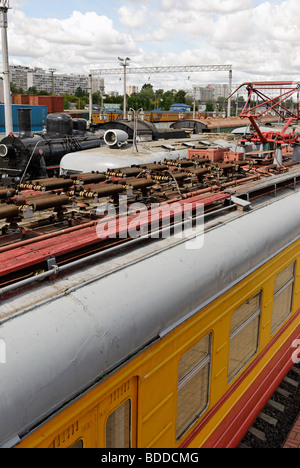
top-left (0, 0), bottom-right (299, 449)
top-left (1, 141), bottom-right (300, 279)
top-left (0, 128), bottom-right (300, 448)
top-left (0, 79), bottom-right (300, 448)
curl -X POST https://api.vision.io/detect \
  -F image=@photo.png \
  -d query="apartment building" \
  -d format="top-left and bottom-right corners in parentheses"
top-left (127, 85), bottom-right (139, 96)
top-left (8, 66), bottom-right (105, 95)
top-left (193, 84), bottom-right (230, 102)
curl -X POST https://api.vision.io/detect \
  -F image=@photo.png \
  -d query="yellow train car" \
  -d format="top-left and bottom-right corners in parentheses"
top-left (91, 110), bottom-right (197, 125)
top-left (0, 188), bottom-right (300, 449)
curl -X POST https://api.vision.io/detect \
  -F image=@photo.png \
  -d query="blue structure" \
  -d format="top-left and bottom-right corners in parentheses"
top-left (170, 103), bottom-right (192, 112)
top-left (0, 104), bottom-right (48, 133)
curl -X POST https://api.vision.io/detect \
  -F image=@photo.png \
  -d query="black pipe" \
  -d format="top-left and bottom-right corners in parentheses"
top-left (18, 108), bottom-right (32, 137)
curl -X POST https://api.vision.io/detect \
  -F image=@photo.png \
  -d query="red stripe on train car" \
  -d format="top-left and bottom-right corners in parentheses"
top-left (180, 309), bottom-right (300, 448)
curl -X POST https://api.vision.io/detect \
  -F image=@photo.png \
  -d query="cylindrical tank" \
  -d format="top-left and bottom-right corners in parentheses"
top-left (104, 129), bottom-right (129, 147)
top-left (18, 108), bottom-right (32, 136)
top-left (72, 118), bottom-right (87, 132)
top-left (46, 113), bottom-right (73, 135)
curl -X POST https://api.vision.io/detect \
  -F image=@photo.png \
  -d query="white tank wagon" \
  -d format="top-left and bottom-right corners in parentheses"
top-left (59, 130), bottom-right (236, 176)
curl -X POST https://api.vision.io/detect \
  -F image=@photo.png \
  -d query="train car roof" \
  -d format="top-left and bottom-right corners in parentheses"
top-left (1, 186), bottom-right (300, 447)
top-left (59, 134), bottom-right (246, 175)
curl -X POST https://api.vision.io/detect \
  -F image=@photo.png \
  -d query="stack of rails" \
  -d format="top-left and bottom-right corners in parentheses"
top-left (0, 157), bottom-right (244, 226)
top-left (0, 152), bottom-right (299, 230)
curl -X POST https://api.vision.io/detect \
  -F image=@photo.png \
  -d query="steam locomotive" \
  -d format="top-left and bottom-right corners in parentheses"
top-left (0, 109), bottom-right (105, 186)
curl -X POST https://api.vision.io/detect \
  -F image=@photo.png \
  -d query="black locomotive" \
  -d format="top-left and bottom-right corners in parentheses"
top-left (0, 109), bottom-right (105, 186)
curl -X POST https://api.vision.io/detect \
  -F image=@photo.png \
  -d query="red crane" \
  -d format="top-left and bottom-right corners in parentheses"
top-left (228, 81), bottom-right (300, 145)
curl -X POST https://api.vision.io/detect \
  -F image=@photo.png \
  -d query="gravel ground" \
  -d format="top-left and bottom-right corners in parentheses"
top-left (239, 362), bottom-right (300, 448)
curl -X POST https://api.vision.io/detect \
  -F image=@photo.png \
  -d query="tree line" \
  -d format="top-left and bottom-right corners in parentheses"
top-left (10, 81), bottom-right (195, 111)
top-left (91, 84), bottom-right (194, 112)
top-left (13, 81), bottom-right (296, 114)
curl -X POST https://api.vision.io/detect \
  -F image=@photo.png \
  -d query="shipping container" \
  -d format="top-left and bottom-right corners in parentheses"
top-left (28, 96), bottom-right (64, 114)
top-left (12, 95), bottom-right (64, 114)
top-left (0, 104), bottom-right (48, 133)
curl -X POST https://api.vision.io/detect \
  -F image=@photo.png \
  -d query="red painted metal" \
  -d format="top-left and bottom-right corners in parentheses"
top-left (0, 193), bottom-right (230, 277)
top-left (228, 81), bottom-right (300, 145)
top-left (180, 309), bottom-right (300, 448)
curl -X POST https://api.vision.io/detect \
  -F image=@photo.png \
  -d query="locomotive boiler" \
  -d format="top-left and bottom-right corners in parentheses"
top-left (0, 109), bottom-right (104, 186)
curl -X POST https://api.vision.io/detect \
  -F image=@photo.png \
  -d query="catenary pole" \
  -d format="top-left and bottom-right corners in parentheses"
top-left (0, 0), bottom-right (13, 134)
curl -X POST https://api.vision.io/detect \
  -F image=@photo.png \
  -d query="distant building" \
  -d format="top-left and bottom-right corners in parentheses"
top-left (213, 83), bottom-right (230, 100)
top-left (107, 91), bottom-right (119, 98)
top-left (194, 86), bottom-right (214, 102)
top-left (127, 86), bottom-right (139, 96)
top-left (193, 84), bottom-right (230, 102)
top-left (7, 65), bottom-right (105, 95)
top-left (9, 65), bottom-right (30, 91)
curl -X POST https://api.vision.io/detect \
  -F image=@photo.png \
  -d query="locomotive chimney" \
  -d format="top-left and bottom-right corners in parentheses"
top-left (18, 108), bottom-right (32, 136)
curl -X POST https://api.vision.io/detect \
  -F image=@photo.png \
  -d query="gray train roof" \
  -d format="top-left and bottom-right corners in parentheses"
top-left (59, 139), bottom-right (193, 174)
top-left (1, 190), bottom-right (300, 447)
top-left (59, 134), bottom-right (245, 175)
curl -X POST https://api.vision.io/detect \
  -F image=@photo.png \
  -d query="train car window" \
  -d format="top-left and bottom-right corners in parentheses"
top-left (271, 262), bottom-right (296, 335)
top-left (106, 399), bottom-right (131, 448)
top-left (70, 439), bottom-right (84, 448)
top-left (176, 334), bottom-right (211, 440)
top-left (228, 291), bottom-right (261, 382)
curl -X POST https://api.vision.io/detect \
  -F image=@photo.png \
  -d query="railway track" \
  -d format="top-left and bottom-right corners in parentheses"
top-left (238, 362), bottom-right (300, 448)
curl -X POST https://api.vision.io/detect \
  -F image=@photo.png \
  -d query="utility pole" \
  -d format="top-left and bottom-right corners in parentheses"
top-left (88, 74), bottom-right (93, 126)
top-left (228, 68), bottom-right (232, 117)
top-left (0, 0), bottom-right (13, 134)
top-left (49, 68), bottom-right (56, 95)
top-left (118, 57), bottom-right (130, 119)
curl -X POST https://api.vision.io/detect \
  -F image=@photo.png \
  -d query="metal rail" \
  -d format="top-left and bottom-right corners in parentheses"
top-left (0, 204), bottom-right (235, 300)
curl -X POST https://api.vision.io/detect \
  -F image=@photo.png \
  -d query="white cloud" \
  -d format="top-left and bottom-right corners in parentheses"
top-left (125, 0), bottom-right (300, 82)
top-left (8, 9), bottom-right (140, 74)
top-left (161, 0), bottom-right (253, 14)
top-left (2, 1), bottom-right (300, 92)
top-left (118, 4), bottom-right (150, 29)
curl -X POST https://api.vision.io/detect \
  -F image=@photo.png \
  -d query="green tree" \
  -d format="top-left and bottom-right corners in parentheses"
top-left (92, 91), bottom-right (102, 105)
top-left (10, 82), bottom-right (24, 94)
top-left (174, 90), bottom-right (186, 104)
top-left (62, 93), bottom-right (77, 109)
top-left (161, 91), bottom-right (174, 111)
top-left (75, 87), bottom-right (88, 98)
top-left (206, 101), bottom-right (214, 112)
top-left (27, 86), bottom-right (39, 95)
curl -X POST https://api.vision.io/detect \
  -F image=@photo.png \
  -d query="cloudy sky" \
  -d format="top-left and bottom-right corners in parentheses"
top-left (3, 0), bottom-right (300, 94)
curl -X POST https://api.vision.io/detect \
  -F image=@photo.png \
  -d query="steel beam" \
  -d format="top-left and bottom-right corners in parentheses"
top-left (90, 64), bottom-right (233, 117)
top-left (90, 65), bottom-right (232, 75)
